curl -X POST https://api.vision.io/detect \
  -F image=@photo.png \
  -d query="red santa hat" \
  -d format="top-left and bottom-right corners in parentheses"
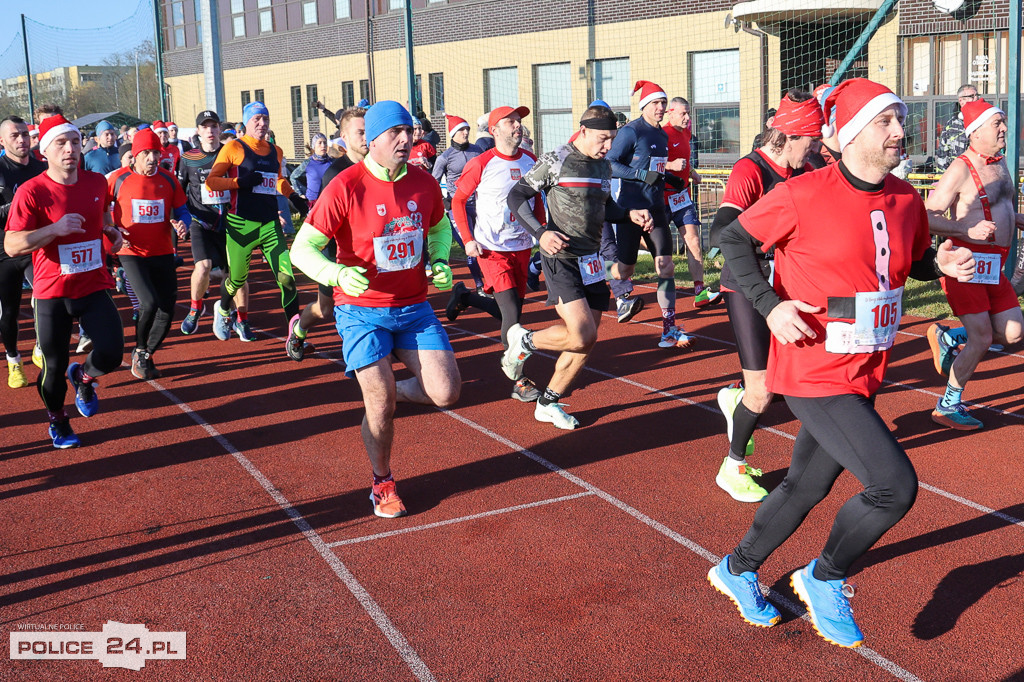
top-left (445, 114), bottom-right (469, 134)
top-left (151, 120), bottom-right (169, 134)
top-left (633, 80), bottom-right (667, 110)
top-left (962, 98), bottom-right (1004, 137)
top-left (821, 78), bottom-right (907, 151)
top-left (38, 115), bottom-right (80, 155)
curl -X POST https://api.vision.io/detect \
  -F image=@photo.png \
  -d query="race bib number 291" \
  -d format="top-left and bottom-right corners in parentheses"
top-left (373, 231), bottom-right (423, 273)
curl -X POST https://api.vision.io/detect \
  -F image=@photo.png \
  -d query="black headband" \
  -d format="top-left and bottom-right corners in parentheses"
top-left (580, 117), bottom-right (617, 130)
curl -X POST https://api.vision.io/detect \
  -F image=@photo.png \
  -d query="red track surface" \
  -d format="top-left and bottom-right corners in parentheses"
top-left (2, 260), bottom-right (1023, 681)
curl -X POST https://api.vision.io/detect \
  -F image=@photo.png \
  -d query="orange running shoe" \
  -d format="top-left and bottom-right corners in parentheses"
top-left (370, 479), bottom-right (408, 518)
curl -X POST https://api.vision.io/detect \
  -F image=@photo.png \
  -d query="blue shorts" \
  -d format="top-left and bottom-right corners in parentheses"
top-left (669, 204), bottom-right (700, 228)
top-left (335, 301), bottom-right (452, 377)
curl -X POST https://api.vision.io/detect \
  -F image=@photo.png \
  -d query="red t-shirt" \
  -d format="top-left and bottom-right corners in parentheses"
top-left (159, 144), bottom-right (180, 172)
top-left (722, 149), bottom-right (804, 209)
top-left (409, 141), bottom-right (436, 170)
top-left (308, 161), bottom-right (445, 308)
top-left (6, 171), bottom-right (114, 299)
top-left (737, 163), bottom-right (931, 398)
top-left (109, 167), bottom-right (187, 257)
top-left (664, 124), bottom-right (692, 200)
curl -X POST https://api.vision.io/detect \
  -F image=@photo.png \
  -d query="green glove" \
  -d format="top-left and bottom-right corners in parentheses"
top-left (336, 265), bottom-right (370, 297)
top-left (431, 261), bottom-right (453, 291)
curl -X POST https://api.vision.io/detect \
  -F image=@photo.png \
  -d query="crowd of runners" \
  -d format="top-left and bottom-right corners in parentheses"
top-left (2, 76), bottom-right (1022, 651)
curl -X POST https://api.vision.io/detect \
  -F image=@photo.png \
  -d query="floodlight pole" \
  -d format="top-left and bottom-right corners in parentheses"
top-left (1006, 0), bottom-right (1021, 277)
top-left (21, 15), bottom-right (34, 119)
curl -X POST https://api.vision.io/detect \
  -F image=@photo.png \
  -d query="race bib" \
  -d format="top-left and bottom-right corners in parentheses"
top-left (853, 287), bottom-right (903, 346)
top-left (131, 199), bottom-right (165, 224)
top-left (667, 190), bottom-right (692, 212)
top-left (202, 184), bottom-right (229, 205)
top-left (373, 231), bottom-right (423, 273)
top-left (58, 239), bottom-right (103, 275)
top-left (252, 172), bottom-right (278, 195)
top-left (649, 156), bottom-right (667, 174)
top-left (970, 252), bottom-right (1001, 285)
top-left (577, 253), bottom-right (604, 285)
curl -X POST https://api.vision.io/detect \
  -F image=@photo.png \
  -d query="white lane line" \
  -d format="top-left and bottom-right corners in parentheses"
top-left (880, 377), bottom-right (1024, 421)
top-left (149, 380), bottom-right (435, 682)
top-left (326, 492), bottom-right (594, 547)
top-left (439, 408), bottom-right (922, 682)
top-left (918, 482), bottom-right (1024, 528)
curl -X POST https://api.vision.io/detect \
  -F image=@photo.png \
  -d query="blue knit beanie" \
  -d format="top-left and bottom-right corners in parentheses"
top-left (365, 101), bottom-right (414, 142)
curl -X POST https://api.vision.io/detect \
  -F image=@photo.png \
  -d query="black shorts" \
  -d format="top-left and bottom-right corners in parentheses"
top-left (318, 239), bottom-right (338, 298)
top-left (614, 206), bottom-right (672, 265)
top-left (541, 253), bottom-right (611, 312)
top-left (189, 221), bottom-right (226, 268)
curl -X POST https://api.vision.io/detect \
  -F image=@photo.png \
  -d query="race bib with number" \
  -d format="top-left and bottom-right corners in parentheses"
top-left (577, 253), bottom-right (604, 285)
top-left (252, 172), bottom-right (278, 195)
top-left (373, 231), bottom-right (423, 273)
top-left (131, 199), bottom-right (165, 224)
top-left (649, 156), bottom-right (667, 174)
top-left (58, 239), bottom-right (103, 275)
top-left (202, 184), bottom-right (229, 205)
top-left (825, 286), bottom-right (903, 353)
top-left (970, 252), bottom-right (1001, 285)
top-left (667, 190), bottom-right (692, 212)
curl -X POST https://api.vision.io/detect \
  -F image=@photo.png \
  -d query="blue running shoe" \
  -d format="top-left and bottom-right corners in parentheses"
top-left (48, 420), bottom-right (80, 449)
top-left (790, 559), bottom-right (864, 648)
top-left (212, 301), bottom-right (233, 341)
top-left (707, 555), bottom-right (781, 628)
top-left (66, 362), bottom-right (98, 418)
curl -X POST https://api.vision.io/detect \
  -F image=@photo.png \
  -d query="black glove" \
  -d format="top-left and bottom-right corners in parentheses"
top-left (235, 171), bottom-right (262, 189)
top-left (443, 195), bottom-right (452, 212)
top-left (289, 192), bottom-right (309, 216)
top-left (664, 173), bottom-right (686, 191)
top-left (639, 169), bottom-right (662, 186)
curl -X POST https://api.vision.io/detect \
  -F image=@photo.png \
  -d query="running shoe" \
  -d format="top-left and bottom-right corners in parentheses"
top-left (659, 326), bottom-right (695, 350)
top-left (931, 402), bottom-right (983, 431)
top-left (233, 319), bottom-right (256, 342)
top-left (693, 287), bottom-right (722, 309)
top-left (445, 281), bottom-right (469, 322)
top-left (286, 314), bottom-right (306, 361)
top-left (7, 359), bottom-right (27, 389)
top-left (717, 385), bottom-right (754, 458)
top-left (926, 323), bottom-right (956, 376)
top-left (131, 349), bottom-right (156, 381)
top-left (115, 266), bottom-right (126, 294)
top-left (790, 559), bottom-right (864, 648)
top-left (370, 479), bottom-right (408, 518)
top-left (76, 332), bottom-right (93, 354)
top-left (48, 420), bottom-right (81, 449)
top-left (707, 555), bottom-right (781, 628)
top-left (716, 456), bottom-right (768, 503)
top-left (212, 302), bottom-right (233, 341)
top-left (616, 294), bottom-right (644, 323)
top-left (534, 400), bottom-right (579, 430)
top-left (180, 303), bottom-right (205, 335)
top-left (511, 377), bottom-right (540, 402)
top-left (67, 362), bottom-right (98, 418)
top-left (31, 344), bottom-right (43, 369)
top-left (501, 324), bottom-right (533, 380)
top-left (131, 308), bottom-right (139, 322)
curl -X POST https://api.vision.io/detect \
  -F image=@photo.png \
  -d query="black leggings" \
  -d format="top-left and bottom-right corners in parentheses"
top-left (730, 393), bottom-right (918, 581)
top-left (461, 288), bottom-right (522, 349)
top-left (723, 290), bottom-right (771, 371)
top-left (34, 290), bottom-right (124, 412)
top-left (0, 254), bottom-right (32, 357)
top-left (120, 254), bottom-right (177, 355)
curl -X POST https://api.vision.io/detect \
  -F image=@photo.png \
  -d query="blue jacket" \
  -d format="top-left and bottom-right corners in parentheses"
top-left (432, 142), bottom-right (482, 201)
top-left (607, 116), bottom-right (668, 210)
top-left (83, 145), bottom-right (121, 175)
top-left (289, 156), bottom-right (332, 201)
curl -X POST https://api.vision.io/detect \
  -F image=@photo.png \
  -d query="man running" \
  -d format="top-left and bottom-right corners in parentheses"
top-left (290, 100), bottom-right (459, 518)
top-left (5, 115), bottom-right (126, 448)
top-left (167, 122), bottom-right (192, 155)
top-left (708, 90), bottom-right (823, 503)
top-left (446, 105), bottom-right (546, 402)
top-left (82, 121), bottom-right (121, 175)
top-left (206, 101), bottom-right (309, 342)
top-left (707, 79), bottom-right (975, 648)
top-left (924, 99), bottom-right (1023, 430)
top-left (432, 114), bottom-right (485, 293)
top-left (151, 121), bottom-right (181, 172)
top-left (286, 106), bottom-right (367, 360)
top-left (605, 80), bottom-right (692, 348)
top-left (177, 110), bottom-right (249, 336)
top-left (504, 105), bottom-right (651, 429)
top-left (108, 129), bottom-right (190, 380)
top-left (0, 116), bottom-right (47, 389)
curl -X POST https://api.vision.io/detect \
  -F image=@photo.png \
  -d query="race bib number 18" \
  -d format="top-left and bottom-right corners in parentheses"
top-left (578, 253), bottom-right (604, 285)
top-left (970, 252), bottom-right (1001, 285)
top-left (373, 231), bottom-right (423, 273)
top-left (58, 239), bottom-right (103, 275)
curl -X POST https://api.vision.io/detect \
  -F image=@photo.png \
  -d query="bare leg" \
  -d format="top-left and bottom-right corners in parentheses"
top-left (392, 347), bottom-right (461, 407)
top-left (740, 368), bottom-right (772, 414)
top-left (530, 299), bottom-right (601, 395)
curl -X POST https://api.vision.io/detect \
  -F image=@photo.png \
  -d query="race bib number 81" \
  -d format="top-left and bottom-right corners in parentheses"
top-left (373, 231), bottom-right (423, 273)
top-left (970, 252), bottom-right (1001, 285)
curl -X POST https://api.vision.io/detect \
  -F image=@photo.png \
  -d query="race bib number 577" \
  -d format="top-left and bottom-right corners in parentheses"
top-left (58, 239), bottom-right (103, 275)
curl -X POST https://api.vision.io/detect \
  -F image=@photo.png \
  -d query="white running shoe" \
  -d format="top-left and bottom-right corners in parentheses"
top-left (500, 323), bottom-right (532, 380)
top-left (535, 401), bottom-right (579, 430)
top-left (658, 326), bottom-right (695, 349)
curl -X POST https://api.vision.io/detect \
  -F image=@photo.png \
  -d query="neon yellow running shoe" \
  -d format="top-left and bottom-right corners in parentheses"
top-left (716, 456), bottom-right (768, 503)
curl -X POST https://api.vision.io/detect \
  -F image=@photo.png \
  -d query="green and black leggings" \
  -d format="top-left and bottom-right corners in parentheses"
top-left (219, 213), bottom-right (299, 322)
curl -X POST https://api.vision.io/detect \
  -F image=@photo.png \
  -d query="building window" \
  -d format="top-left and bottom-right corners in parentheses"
top-left (359, 80), bottom-right (370, 103)
top-left (389, 0), bottom-right (405, 9)
top-left (428, 73), bottom-right (444, 115)
top-left (413, 74), bottom-right (423, 114)
top-left (302, 0), bottom-right (317, 25)
top-left (335, 0), bottom-right (350, 20)
top-left (194, 0), bottom-right (202, 44)
top-left (342, 81), bottom-right (355, 108)
top-left (291, 86), bottom-right (302, 122)
top-left (484, 67), bottom-right (518, 112)
top-left (254, 88), bottom-right (264, 102)
top-left (171, 1), bottom-right (185, 47)
top-left (241, 90), bottom-right (251, 109)
top-left (306, 85), bottom-right (319, 119)
top-left (587, 57), bottom-right (630, 113)
top-left (689, 49), bottom-right (740, 156)
top-left (533, 62), bottom-right (572, 155)
top-left (257, 0), bottom-right (273, 33)
top-left (231, 0), bottom-right (245, 38)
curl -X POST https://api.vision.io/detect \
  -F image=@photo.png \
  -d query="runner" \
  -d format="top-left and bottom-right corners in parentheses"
top-left (286, 106), bottom-right (368, 361)
top-left (923, 99), bottom-right (1023, 430)
top-left (290, 100), bottom-right (459, 518)
top-left (82, 121), bottom-right (121, 175)
top-left (108, 129), bottom-right (190, 380)
top-left (475, 114), bottom-right (495, 151)
top-left (167, 122), bottom-right (192, 155)
top-left (178, 110), bottom-right (249, 336)
top-left (151, 121), bottom-right (181, 173)
top-left (446, 105), bottom-right (546, 402)
top-left (4, 115), bottom-right (126, 448)
top-left (409, 118), bottom-right (436, 171)
top-left (0, 116), bottom-right (47, 389)
top-left (504, 105), bottom-right (652, 429)
top-left (707, 79), bottom-right (975, 647)
top-left (431, 114), bottom-right (485, 293)
top-left (289, 133), bottom-right (332, 208)
top-left (206, 101), bottom-right (309, 342)
top-left (708, 90), bottom-right (823, 503)
top-left (604, 80), bottom-right (693, 348)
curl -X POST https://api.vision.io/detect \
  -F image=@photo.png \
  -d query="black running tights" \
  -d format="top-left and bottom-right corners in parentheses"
top-left (120, 254), bottom-right (177, 355)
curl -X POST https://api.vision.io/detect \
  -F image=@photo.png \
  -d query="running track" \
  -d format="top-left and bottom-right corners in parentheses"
top-left (2, 259), bottom-right (1022, 681)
